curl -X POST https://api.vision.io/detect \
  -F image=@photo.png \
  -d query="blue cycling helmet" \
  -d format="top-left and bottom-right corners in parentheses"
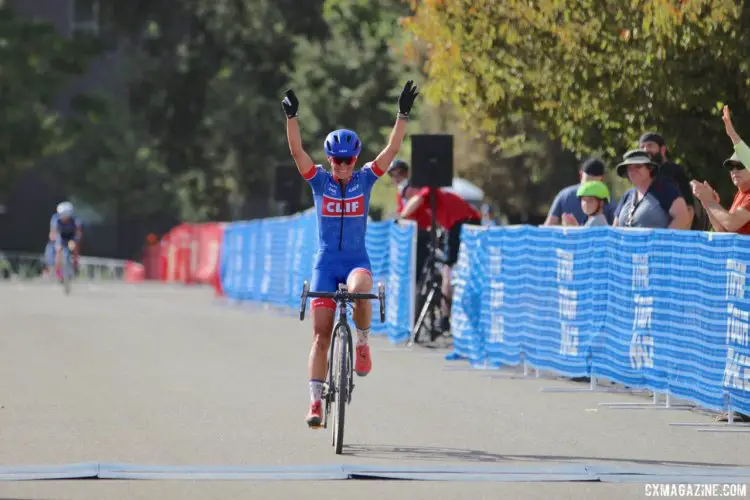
top-left (324, 129), bottom-right (362, 158)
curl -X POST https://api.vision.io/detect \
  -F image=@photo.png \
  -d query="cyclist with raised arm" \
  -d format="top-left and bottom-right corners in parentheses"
top-left (282, 81), bottom-right (419, 428)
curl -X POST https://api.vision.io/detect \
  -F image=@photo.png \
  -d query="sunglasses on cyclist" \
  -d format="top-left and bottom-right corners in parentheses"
top-left (331, 156), bottom-right (354, 165)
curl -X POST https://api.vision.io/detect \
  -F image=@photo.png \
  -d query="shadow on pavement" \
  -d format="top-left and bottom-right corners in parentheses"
top-left (342, 444), bottom-right (749, 469)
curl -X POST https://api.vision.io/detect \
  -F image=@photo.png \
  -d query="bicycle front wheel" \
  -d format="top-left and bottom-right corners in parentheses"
top-left (62, 250), bottom-right (73, 295)
top-left (331, 324), bottom-right (351, 455)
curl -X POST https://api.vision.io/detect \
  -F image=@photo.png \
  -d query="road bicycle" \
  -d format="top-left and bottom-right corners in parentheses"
top-left (299, 281), bottom-right (386, 454)
top-left (60, 241), bottom-right (76, 295)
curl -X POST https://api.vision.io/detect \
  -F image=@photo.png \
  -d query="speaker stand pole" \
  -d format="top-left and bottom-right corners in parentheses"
top-left (428, 187), bottom-right (443, 342)
top-left (429, 187), bottom-right (437, 271)
top-left (408, 187), bottom-right (441, 347)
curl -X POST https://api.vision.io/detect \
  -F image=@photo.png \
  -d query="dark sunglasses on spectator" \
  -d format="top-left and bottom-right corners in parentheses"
top-left (331, 156), bottom-right (354, 165)
top-left (727, 162), bottom-right (745, 171)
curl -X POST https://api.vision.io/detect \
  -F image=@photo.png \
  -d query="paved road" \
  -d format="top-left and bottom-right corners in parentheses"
top-left (0, 282), bottom-right (748, 500)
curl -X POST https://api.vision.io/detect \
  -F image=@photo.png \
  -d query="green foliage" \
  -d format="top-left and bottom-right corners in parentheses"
top-left (290, 0), bottom-right (411, 166)
top-left (59, 94), bottom-right (171, 219)
top-left (289, 0), bottom-right (413, 215)
top-left (92, 0), bottom-right (325, 221)
top-left (14, 0), bottom-right (750, 227)
top-left (0, 5), bottom-right (101, 195)
top-left (6, 0), bottom-right (412, 222)
top-left (405, 0), bottom-right (748, 201)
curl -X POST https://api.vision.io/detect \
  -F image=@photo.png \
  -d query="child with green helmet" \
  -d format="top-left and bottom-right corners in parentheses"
top-left (562, 181), bottom-right (611, 227)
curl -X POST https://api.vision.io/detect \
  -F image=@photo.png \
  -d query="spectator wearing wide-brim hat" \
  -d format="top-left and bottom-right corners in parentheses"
top-left (613, 150), bottom-right (692, 229)
top-left (615, 149), bottom-right (659, 177)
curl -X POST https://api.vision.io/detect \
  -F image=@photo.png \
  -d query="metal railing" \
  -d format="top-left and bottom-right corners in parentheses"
top-left (0, 251), bottom-right (127, 281)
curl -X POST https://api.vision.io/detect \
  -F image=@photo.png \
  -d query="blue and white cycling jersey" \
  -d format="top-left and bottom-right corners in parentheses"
top-left (50, 213), bottom-right (81, 241)
top-left (303, 161), bottom-right (385, 304)
top-left (303, 161), bottom-right (384, 257)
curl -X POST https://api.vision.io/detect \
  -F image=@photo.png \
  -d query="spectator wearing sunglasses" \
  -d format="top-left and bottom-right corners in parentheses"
top-left (691, 105), bottom-right (750, 235)
top-left (612, 150), bottom-right (692, 229)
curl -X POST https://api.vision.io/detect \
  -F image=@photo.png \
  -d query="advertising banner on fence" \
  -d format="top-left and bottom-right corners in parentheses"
top-left (450, 225), bottom-right (750, 415)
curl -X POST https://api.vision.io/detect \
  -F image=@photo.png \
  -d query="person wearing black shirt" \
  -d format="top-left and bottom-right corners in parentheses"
top-left (639, 132), bottom-right (707, 230)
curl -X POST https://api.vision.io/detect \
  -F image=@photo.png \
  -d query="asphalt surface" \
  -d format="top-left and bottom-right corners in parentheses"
top-left (0, 281), bottom-right (748, 500)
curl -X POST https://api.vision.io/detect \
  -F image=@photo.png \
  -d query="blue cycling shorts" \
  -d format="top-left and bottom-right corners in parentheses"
top-left (55, 233), bottom-right (76, 248)
top-left (310, 252), bottom-right (372, 310)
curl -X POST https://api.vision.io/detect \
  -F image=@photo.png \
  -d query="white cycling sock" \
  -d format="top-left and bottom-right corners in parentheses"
top-left (309, 379), bottom-right (324, 403)
top-left (356, 328), bottom-right (370, 345)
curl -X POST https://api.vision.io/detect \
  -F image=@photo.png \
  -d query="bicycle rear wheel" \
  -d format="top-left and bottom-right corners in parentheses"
top-left (331, 324), bottom-right (351, 455)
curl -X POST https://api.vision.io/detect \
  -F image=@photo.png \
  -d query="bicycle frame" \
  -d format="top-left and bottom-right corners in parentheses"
top-left (302, 283), bottom-right (385, 407)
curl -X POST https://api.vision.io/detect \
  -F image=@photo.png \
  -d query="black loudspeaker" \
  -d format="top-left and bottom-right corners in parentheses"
top-left (274, 164), bottom-right (303, 202)
top-left (410, 134), bottom-right (453, 188)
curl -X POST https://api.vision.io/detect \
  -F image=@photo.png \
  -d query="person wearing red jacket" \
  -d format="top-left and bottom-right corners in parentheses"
top-left (387, 159), bottom-right (432, 288)
top-left (387, 159), bottom-right (433, 230)
top-left (398, 183), bottom-right (481, 333)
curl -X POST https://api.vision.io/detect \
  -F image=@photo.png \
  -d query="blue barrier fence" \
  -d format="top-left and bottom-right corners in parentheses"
top-left (219, 210), bottom-right (416, 343)
top-left (451, 224), bottom-right (750, 416)
top-left (217, 209), bottom-right (750, 416)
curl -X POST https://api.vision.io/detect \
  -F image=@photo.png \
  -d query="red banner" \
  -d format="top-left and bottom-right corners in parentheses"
top-left (141, 223), bottom-right (224, 293)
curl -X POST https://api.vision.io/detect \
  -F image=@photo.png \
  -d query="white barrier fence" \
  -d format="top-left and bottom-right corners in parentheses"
top-left (0, 251), bottom-right (127, 281)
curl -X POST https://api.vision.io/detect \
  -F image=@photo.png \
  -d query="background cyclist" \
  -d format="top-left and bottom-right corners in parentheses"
top-left (49, 202), bottom-right (83, 281)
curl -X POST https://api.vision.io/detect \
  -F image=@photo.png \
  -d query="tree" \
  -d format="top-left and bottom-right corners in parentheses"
top-left (290, 0), bottom-right (410, 160)
top-left (0, 5), bottom-right (101, 197)
top-left (289, 0), bottom-right (413, 214)
top-left (97, 0), bottom-right (325, 221)
top-left (59, 94), bottom-right (171, 220)
top-left (404, 0), bottom-right (747, 198)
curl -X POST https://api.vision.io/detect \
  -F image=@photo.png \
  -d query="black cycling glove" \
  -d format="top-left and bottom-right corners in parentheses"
top-left (282, 89), bottom-right (299, 119)
top-left (398, 80), bottom-right (419, 117)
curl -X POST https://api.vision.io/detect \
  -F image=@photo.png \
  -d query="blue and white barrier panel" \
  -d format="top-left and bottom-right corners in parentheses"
top-left (450, 224), bottom-right (750, 415)
top-left (218, 210), bottom-right (416, 344)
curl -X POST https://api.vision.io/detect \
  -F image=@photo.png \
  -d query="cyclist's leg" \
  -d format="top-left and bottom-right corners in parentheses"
top-left (54, 237), bottom-right (64, 279)
top-left (71, 238), bottom-right (80, 272)
top-left (307, 265), bottom-right (337, 426)
top-left (348, 268), bottom-right (372, 328)
top-left (346, 259), bottom-right (373, 377)
top-left (44, 241), bottom-right (55, 276)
